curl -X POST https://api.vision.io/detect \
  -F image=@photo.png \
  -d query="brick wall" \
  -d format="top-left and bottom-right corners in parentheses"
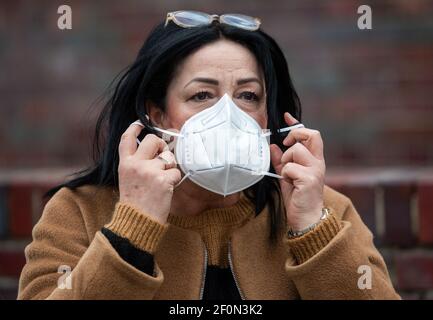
top-left (0, 0), bottom-right (432, 168)
top-left (1, 0), bottom-right (432, 300)
top-left (0, 168), bottom-right (433, 299)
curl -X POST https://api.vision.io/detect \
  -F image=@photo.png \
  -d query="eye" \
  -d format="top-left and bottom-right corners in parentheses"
top-left (238, 91), bottom-right (259, 101)
top-left (190, 91), bottom-right (213, 102)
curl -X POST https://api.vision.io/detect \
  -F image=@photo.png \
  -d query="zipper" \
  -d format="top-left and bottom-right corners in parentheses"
top-left (199, 240), bottom-right (245, 300)
top-left (228, 240), bottom-right (245, 300)
top-left (199, 245), bottom-right (208, 299)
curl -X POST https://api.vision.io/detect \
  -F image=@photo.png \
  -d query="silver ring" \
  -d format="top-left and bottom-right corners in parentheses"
top-left (157, 155), bottom-right (171, 169)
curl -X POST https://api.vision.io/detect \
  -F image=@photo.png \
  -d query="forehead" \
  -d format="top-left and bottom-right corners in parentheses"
top-left (174, 39), bottom-right (262, 80)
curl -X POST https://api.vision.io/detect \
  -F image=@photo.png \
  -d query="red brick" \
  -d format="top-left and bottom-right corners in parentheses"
top-left (395, 251), bottom-right (433, 290)
top-left (6, 183), bottom-right (52, 238)
top-left (8, 184), bottom-right (33, 238)
top-left (30, 183), bottom-right (52, 223)
top-left (383, 185), bottom-right (416, 246)
top-left (0, 250), bottom-right (26, 278)
top-left (334, 185), bottom-right (376, 236)
top-left (418, 184), bottom-right (433, 244)
top-left (0, 186), bottom-right (8, 238)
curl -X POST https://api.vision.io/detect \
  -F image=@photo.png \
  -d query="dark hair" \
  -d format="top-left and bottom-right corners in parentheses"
top-left (47, 20), bottom-right (302, 242)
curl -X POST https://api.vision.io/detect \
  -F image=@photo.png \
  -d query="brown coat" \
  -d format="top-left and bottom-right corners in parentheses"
top-left (17, 185), bottom-right (400, 300)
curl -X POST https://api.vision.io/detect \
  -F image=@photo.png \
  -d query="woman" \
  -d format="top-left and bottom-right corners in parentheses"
top-left (18, 11), bottom-right (400, 300)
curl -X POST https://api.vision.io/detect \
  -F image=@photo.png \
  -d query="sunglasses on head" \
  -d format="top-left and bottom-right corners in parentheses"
top-left (165, 10), bottom-right (261, 31)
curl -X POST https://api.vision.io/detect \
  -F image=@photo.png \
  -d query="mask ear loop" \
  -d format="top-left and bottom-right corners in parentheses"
top-left (132, 120), bottom-right (190, 188)
top-left (259, 122), bottom-right (305, 139)
top-left (174, 171), bottom-right (192, 188)
top-left (152, 126), bottom-right (184, 138)
top-left (254, 122), bottom-right (306, 180)
top-left (276, 122), bottom-right (305, 135)
top-left (132, 120), bottom-right (145, 145)
top-left (132, 119), bottom-right (184, 144)
top-left (252, 170), bottom-right (284, 179)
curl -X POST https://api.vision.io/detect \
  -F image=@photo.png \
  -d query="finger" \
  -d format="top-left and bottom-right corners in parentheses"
top-left (147, 158), bottom-right (166, 170)
top-left (164, 168), bottom-right (182, 185)
top-left (270, 144), bottom-right (284, 175)
top-left (119, 123), bottom-right (144, 158)
top-left (280, 162), bottom-right (309, 182)
top-left (137, 134), bottom-right (168, 160)
top-left (157, 150), bottom-right (177, 169)
top-left (284, 112), bottom-right (299, 126)
top-left (283, 128), bottom-right (324, 160)
top-left (281, 142), bottom-right (318, 167)
top-left (283, 127), bottom-right (317, 146)
top-left (167, 136), bottom-right (178, 152)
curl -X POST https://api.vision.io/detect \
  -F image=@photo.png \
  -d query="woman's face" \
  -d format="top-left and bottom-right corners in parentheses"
top-left (149, 39), bottom-right (268, 130)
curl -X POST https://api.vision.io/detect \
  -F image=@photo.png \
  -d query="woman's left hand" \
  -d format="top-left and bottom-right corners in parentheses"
top-left (270, 112), bottom-right (326, 231)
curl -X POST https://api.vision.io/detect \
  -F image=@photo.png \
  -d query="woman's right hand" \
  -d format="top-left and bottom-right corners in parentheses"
top-left (118, 123), bottom-right (181, 224)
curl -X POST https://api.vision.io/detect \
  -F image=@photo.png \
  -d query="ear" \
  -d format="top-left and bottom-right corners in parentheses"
top-left (146, 100), bottom-right (165, 127)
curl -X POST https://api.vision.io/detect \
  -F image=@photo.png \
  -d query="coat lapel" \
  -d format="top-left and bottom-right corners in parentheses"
top-left (153, 205), bottom-right (299, 300)
top-left (229, 206), bottom-right (299, 300)
top-left (153, 224), bottom-right (206, 299)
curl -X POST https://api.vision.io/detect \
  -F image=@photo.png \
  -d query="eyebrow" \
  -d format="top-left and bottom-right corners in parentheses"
top-left (184, 77), bottom-right (263, 89)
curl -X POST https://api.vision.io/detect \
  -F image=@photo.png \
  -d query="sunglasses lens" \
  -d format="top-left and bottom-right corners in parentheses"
top-left (173, 11), bottom-right (211, 27)
top-left (221, 14), bottom-right (259, 30)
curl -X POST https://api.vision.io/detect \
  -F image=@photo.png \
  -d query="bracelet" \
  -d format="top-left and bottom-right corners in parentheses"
top-left (287, 207), bottom-right (330, 238)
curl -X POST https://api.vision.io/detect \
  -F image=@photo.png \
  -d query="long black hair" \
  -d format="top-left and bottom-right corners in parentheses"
top-left (47, 20), bottom-right (302, 242)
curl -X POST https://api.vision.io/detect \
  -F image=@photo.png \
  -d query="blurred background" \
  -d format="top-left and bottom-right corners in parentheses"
top-left (0, 0), bottom-right (433, 299)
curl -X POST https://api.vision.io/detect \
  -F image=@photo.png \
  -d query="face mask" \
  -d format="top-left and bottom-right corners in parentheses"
top-left (134, 93), bottom-right (304, 196)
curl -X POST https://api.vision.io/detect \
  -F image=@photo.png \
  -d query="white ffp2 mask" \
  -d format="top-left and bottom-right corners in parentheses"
top-left (134, 93), bottom-right (304, 196)
top-left (176, 93), bottom-right (270, 196)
